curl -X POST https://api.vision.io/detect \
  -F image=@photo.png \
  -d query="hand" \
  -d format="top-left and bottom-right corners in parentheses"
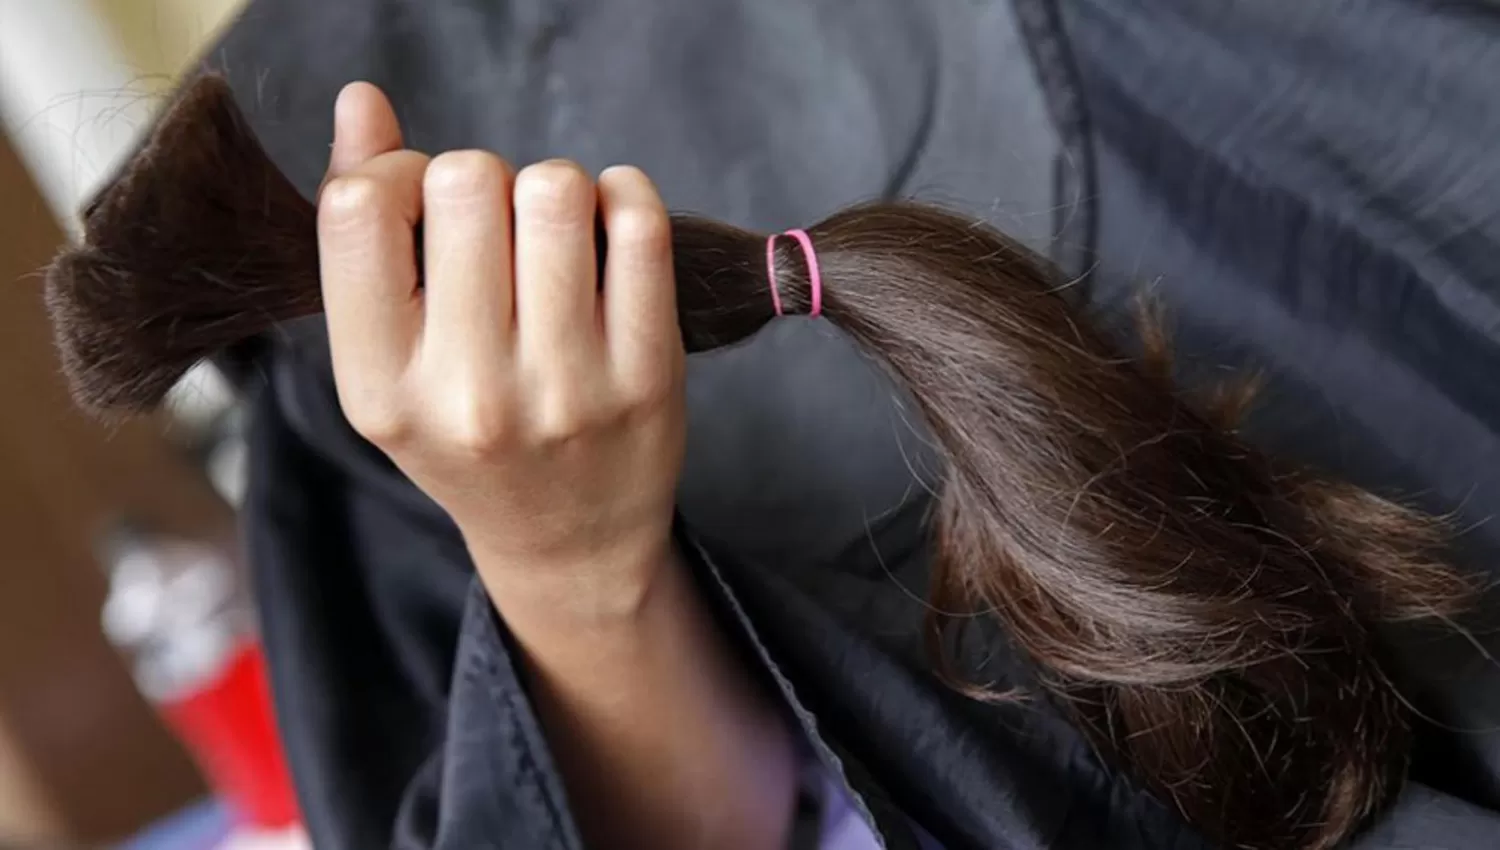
top-left (315, 83), bottom-right (686, 615)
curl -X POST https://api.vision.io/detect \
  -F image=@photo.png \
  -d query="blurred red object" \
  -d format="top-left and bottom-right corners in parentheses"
top-left (157, 641), bottom-right (299, 829)
top-left (100, 523), bottom-right (301, 831)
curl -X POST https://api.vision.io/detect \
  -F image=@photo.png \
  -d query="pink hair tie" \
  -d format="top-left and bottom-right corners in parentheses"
top-left (765, 228), bottom-right (823, 318)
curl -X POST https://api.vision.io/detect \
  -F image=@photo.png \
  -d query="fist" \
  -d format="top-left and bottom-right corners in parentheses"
top-left (315, 83), bottom-right (685, 607)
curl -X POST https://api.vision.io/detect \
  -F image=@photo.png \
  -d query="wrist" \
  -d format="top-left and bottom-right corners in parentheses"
top-left (467, 530), bottom-right (679, 627)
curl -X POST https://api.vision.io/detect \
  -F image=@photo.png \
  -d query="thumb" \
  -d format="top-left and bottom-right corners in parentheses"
top-left (319, 81), bottom-right (404, 196)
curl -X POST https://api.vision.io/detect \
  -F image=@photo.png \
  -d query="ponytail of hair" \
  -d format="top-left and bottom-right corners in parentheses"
top-left (44, 74), bottom-right (1474, 850)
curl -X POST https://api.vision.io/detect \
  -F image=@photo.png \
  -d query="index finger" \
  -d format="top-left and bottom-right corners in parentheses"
top-left (317, 150), bottom-right (430, 392)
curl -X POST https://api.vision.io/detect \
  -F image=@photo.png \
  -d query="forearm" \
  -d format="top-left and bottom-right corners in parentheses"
top-left (474, 542), bottom-right (799, 850)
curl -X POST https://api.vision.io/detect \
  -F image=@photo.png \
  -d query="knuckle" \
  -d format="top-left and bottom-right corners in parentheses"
top-left (531, 394), bottom-right (592, 443)
top-left (438, 392), bottom-right (511, 454)
top-left (514, 160), bottom-right (593, 220)
top-left (343, 396), bottom-right (411, 446)
top-left (621, 365), bottom-right (679, 408)
top-left (319, 175), bottom-right (387, 228)
top-left (425, 150), bottom-right (511, 199)
top-left (608, 205), bottom-right (671, 253)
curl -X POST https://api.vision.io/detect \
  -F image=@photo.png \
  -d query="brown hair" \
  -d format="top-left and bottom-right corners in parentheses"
top-left (45, 74), bottom-right (1474, 850)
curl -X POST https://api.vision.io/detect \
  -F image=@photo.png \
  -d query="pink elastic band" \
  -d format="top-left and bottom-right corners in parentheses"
top-left (765, 228), bottom-right (823, 318)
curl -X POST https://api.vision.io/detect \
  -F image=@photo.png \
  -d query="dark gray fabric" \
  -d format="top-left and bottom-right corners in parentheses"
top-left (1030, 0), bottom-right (1500, 843)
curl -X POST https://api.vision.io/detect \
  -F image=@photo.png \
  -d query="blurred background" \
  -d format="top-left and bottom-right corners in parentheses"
top-left (0, 1), bottom-right (303, 848)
